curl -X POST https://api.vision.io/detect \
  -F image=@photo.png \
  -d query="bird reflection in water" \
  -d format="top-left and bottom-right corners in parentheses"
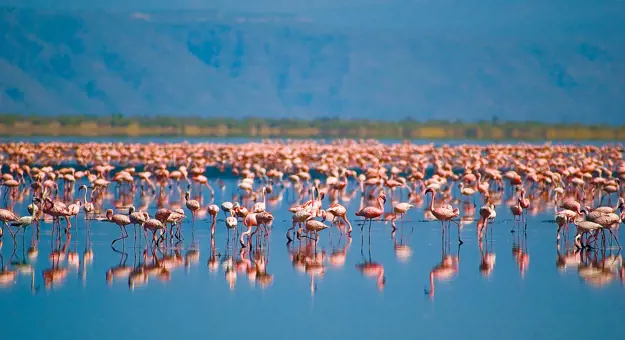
top-left (288, 235), bottom-right (326, 294)
top-left (356, 233), bottom-right (385, 291)
top-left (106, 246), bottom-right (132, 286)
top-left (556, 243), bottom-right (581, 273)
top-left (137, 248), bottom-right (177, 288)
top-left (184, 229), bottom-right (200, 272)
top-left (210, 221), bottom-right (274, 291)
top-left (512, 231), bottom-right (530, 279)
top-left (43, 232), bottom-right (70, 289)
top-left (253, 245), bottom-right (273, 289)
top-left (10, 232), bottom-right (39, 292)
top-left (208, 236), bottom-right (219, 273)
top-left (67, 226), bottom-right (80, 270)
top-left (391, 227), bottom-right (412, 264)
top-left (576, 248), bottom-right (624, 288)
top-left (479, 239), bottom-right (496, 277)
top-left (425, 240), bottom-right (460, 300)
top-left (80, 227), bottom-right (93, 286)
top-left (329, 233), bottom-right (352, 268)
top-left (0, 240), bottom-right (17, 287)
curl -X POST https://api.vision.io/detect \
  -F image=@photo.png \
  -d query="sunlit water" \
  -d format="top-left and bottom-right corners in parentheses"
top-left (1, 177), bottom-right (624, 339)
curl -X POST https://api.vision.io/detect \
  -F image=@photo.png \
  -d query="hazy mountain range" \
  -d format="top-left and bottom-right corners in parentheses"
top-left (1, 2), bottom-right (624, 123)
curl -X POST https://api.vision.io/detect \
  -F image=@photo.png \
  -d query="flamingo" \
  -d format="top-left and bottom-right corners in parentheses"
top-left (588, 197), bottom-right (624, 215)
top-left (392, 202), bottom-right (414, 228)
top-left (510, 197), bottom-right (524, 232)
top-left (143, 214), bottom-right (166, 244)
top-left (326, 203), bottom-right (353, 235)
top-left (288, 207), bottom-right (315, 241)
top-left (573, 216), bottom-right (602, 249)
top-left (207, 204), bottom-right (220, 234)
top-left (355, 192), bottom-right (386, 233)
top-left (458, 183), bottom-right (477, 205)
top-left (425, 188), bottom-right (462, 244)
top-left (106, 209), bottom-right (131, 245)
top-left (184, 191), bottom-right (201, 223)
top-left (78, 184), bottom-right (95, 217)
top-left (252, 186), bottom-right (268, 213)
top-left (42, 197), bottom-right (73, 231)
top-left (225, 210), bottom-right (238, 230)
top-left (221, 201), bottom-right (234, 219)
top-left (302, 213), bottom-right (330, 241)
top-left (519, 188), bottom-right (530, 217)
top-left (240, 213), bottom-right (258, 247)
top-left (11, 205), bottom-right (37, 234)
top-left (476, 173), bottom-right (490, 196)
top-left (67, 200), bottom-right (81, 224)
top-left (478, 202), bottom-right (496, 239)
top-left (583, 210), bottom-right (621, 248)
top-left (555, 209), bottom-right (577, 240)
top-left (1, 208), bottom-right (19, 237)
top-left (128, 206), bottom-right (148, 241)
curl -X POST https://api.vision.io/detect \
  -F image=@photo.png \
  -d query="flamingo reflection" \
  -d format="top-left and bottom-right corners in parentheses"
top-left (43, 233), bottom-right (70, 289)
top-left (479, 239), bottom-right (496, 277)
top-left (426, 241), bottom-right (460, 300)
top-left (512, 231), bottom-right (530, 279)
top-left (356, 233), bottom-right (385, 291)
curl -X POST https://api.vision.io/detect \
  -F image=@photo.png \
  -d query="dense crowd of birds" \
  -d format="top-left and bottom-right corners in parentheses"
top-left (1, 140), bottom-right (625, 291)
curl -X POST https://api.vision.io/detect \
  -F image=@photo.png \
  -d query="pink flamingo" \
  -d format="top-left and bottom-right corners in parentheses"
top-left (240, 213), bottom-right (258, 247)
top-left (560, 199), bottom-right (582, 214)
top-left (0, 208), bottom-right (19, 237)
top-left (142, 214), bottom-right (166, 244)
top-left (555, 209), bottom-right (577, 240)
top-left (184, 191), bottom-right (200, 224)
top-left (510, 197), bottom-right (525, 232)
top-left (326, 203), bottom-right (353, 235)
top-left (42, 197), bottom-right (73, 231)
top-left (478, 202), bottom-right (496, 240)
top-left (207, 204), bottom-right (220, 235)
top-left (106, 209), bottom-right (131, 245)
top-left (355, 192), bottom-right (386, 233)
top-left (519, 188), bottom-right (530, 218)
top-left (425, 188), bottom-right (462, 244)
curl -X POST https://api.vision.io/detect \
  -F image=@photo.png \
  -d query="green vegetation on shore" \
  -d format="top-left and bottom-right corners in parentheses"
top-left (0, 113), bottom-right (623, 140)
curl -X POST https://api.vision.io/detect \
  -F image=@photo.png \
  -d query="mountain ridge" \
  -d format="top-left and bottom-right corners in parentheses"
top-left (1, 8), bottom-right (624, 123)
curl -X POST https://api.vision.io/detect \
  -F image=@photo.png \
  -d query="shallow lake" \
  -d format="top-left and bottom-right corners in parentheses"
top-left (1, 174), bottom-right (624, 339)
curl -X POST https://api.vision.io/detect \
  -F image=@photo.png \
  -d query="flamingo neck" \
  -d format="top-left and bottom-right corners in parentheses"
top-left (428, 191), bottom-right (435, 211)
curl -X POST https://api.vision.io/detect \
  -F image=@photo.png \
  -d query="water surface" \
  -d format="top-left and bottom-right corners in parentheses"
top-left (1, 177), bottom-right (624, 340)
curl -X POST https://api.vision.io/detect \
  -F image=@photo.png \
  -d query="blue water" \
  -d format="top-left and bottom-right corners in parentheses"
top-left (1, 177), bottom-right (624, 339)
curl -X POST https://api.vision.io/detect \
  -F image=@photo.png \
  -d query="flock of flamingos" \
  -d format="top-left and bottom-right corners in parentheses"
top-left (0, 140), bottom-right (624, 293)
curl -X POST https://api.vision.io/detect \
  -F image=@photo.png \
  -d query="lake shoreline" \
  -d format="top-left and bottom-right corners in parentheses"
top-left (1, 114), bottom-right (625, 141)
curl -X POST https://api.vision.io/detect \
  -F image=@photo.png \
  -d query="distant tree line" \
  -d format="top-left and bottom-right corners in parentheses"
top-left (0, 113), bottom-right (623, 140)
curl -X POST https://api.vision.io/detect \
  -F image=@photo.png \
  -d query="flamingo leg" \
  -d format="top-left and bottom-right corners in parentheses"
top-left (452, 219), bottom-right (463, 245)
top-left (607, 229), bottom-right (621, 248)
top-left (112, 225), bottom-right (126, 245)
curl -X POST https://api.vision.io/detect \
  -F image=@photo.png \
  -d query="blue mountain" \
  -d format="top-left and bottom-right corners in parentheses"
top-left (1, 5), bottom-right (624, 123)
